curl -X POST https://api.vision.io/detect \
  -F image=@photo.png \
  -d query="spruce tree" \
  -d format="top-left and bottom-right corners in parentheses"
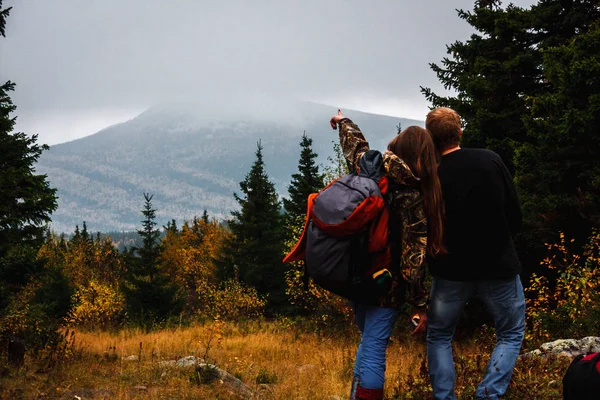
top-left (137, 194), bottom-right (161, 279)
top-left (517, 15), bottom-right (600, 241)
top-left (125, 193), bottom-right (179, 324)
top-left (0, 1), bottom-right (65, 361)
top-left (164, 219), bottom-right (178, 234)
top-left (422, 0), bottom-right (600, 254)
top-left (0, 5), bottom-right (58, 268)
top-left (219, 142), bottom-right (286, 311)
top-left (420, 0), bottom-right (539, 173)
top-left (283, 132), bottom-right (324, 222)
top-left (531, 0), bottom-right (600, 49)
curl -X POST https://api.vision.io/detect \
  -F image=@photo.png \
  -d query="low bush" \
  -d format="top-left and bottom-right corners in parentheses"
top-left (526, 231), bottom-right (600, 344)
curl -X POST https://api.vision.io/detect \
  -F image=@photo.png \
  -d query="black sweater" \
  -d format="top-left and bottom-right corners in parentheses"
top-left (428, 148), bottom-right (522, 281)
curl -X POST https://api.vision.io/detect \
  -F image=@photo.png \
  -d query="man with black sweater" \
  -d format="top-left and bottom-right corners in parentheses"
top-left (425, 108), bottom-right (526, 400)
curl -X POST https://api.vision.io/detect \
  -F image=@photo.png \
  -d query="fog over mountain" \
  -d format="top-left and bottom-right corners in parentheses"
top-left (1, 0), bottom-right (537, 145)
top-left (36, 102), bottom-right (422, 233)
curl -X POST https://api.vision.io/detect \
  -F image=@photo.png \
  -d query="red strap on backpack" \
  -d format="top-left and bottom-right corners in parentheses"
top-left (283, 192), bottom-right (318, 263)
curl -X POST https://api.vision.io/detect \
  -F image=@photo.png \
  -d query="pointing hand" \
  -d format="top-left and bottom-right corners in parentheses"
top-left (330, 109), bottom-right (345, 130)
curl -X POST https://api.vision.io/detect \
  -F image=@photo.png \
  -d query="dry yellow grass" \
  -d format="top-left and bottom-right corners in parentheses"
top-left (0, 321), bottom-right (427, 399)
top-left (0, 321), bottom-right (570, 399)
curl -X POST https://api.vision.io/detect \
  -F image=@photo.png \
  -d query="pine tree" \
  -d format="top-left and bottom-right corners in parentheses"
top-left (71, 224), bottom-right (81, 244)
top-left (517, 14), bottom-right (600, 241)
top-left (164, 219), bottom-right (178, 234)
top-left (531, 0), bottom-right (600, 49)
top-left (124, 193), bottom-right (179, 324)
top-left (283, 132), bottom-right (324, 222)
top-left (219, 141), bottom-right (286, 311)
top-left (202, 210), bottom-right (209, 224)
top-left (81, 221), bottom-right (90, 242)
top-left (137, 194), bottom-right (161, 279)
top-left (420, 1), bottom-right (539, 173)
top-left (0, 1), bottom-right (65, 361)
top-left (422, 0), bottom-right (600, 255)
top-left (0, 5), bottom-right (58, 266)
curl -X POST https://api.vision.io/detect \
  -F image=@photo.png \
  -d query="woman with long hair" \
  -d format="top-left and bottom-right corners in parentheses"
top-left (330, 110), bottom-right (445, 400)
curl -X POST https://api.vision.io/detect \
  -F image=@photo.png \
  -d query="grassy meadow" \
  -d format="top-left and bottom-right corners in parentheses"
top-left (0, 321), bottom-right (571, 400)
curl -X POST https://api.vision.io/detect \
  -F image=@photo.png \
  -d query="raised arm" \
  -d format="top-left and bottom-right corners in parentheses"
top-left (330, 110), bottom-right (370, 172)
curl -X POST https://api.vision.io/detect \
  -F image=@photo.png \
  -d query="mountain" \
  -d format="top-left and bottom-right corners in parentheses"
top-left (36, 102), bottom-right (424, 233)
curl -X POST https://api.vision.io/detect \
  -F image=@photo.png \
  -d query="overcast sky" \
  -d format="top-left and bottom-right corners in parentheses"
top-left (0, 0), bottom-right (536, 145)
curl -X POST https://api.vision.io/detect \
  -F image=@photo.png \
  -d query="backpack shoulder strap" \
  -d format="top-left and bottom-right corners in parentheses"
top-left (283, 193), bottom-right (318, 263)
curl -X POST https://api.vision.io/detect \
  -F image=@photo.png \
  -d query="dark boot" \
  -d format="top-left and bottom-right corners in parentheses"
top-left (349, 376), bottom-right (360, 400)
top-left (356, 385), bottom-right (384, 400)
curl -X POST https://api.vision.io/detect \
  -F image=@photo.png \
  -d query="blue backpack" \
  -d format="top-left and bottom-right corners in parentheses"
top-left (283, 150), bottom-right (393, 302)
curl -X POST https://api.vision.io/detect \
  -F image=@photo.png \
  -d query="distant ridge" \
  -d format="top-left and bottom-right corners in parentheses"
top-left (37, 102), bottom-right (424, 233)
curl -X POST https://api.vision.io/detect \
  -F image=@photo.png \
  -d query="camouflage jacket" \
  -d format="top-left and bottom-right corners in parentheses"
top-left (338, 119), bottom-right (428, 309)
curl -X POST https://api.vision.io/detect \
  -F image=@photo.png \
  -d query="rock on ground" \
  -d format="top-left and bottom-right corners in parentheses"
top-left (197, 363), bottom-right (256, 399)
top-left (175, 356), bottom-right (204, 367)
top-left (161, 356), bottom-right (258, 398)
top-left (521, 336), bottom-right (600, 358)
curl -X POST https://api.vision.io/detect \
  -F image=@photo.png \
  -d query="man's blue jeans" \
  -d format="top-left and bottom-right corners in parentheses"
top-left (426, 275), bottom-right (526, 400)
top-left (353, 303), bottom-right (398, 390)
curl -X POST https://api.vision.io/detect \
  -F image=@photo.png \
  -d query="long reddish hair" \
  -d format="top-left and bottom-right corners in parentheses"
top-left (388, 126), bottom-right (447, 256)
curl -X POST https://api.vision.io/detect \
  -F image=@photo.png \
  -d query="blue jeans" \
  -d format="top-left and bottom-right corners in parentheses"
top-left (426, 275), bottom-right (526, 400)
top-left (352, 303), bottom-right (398, 390)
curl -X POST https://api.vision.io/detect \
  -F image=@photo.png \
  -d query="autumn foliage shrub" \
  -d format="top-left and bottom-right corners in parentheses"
top-left (0, 278), bottom-right (68, 357)
top-left (160, 218), bottom-right (267, 321)
top-left (37, 231), bottom-right (130, 330)
top-left (1, 240), bottom-right (72, 353)
top-left (202, 280), bottom-right (266, 321)
top-left (162, 218), bottom-right (230, 313)
top-left (67, 280), bottom-right (126, 330)
top-left (526, 231), bottom-right (600, 343)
